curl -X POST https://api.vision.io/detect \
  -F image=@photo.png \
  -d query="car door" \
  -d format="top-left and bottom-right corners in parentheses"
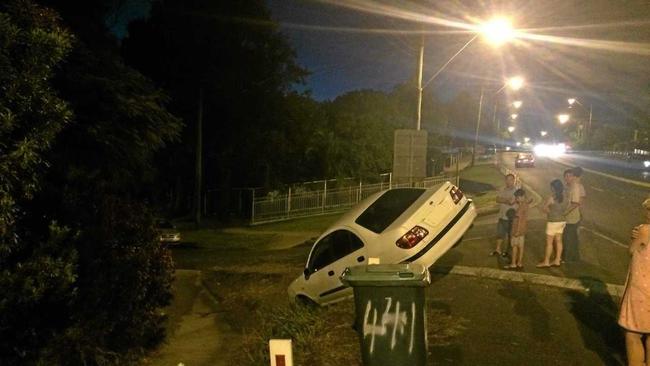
top-left (304, 229), bottom-right (367, 304)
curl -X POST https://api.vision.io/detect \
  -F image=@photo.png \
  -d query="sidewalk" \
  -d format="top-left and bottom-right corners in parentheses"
top-left (142, 270), bottom-right (232, 366)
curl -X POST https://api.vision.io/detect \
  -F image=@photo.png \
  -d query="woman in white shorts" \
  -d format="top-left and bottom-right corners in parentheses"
top-left (537, 179), bottom-right (568, 268)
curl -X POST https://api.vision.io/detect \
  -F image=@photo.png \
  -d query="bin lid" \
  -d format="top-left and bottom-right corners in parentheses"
top-left (340, 263), bottom-right (431, 287)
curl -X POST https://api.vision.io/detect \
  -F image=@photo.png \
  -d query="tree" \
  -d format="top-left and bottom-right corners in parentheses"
top-left (1, 0), bottom-right (182, 363)
top-left (0, 1), bottom-right (75, 362)
top-left (122, 0), bottom-right (308, 214)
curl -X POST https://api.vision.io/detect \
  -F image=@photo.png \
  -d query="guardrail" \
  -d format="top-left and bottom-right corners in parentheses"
top-left (250, 175), bottom-right (453, 225)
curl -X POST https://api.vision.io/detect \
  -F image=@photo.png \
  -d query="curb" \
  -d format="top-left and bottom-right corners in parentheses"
top-left (430, 265), bottom-right (624, 298)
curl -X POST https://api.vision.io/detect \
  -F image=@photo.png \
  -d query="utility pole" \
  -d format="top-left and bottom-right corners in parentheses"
top-left (471, 87), bottom-right (485, 167)
top-left (194, 87), bottom-right (203, 227)
top-left (416, 34), bottom-right (424, 131)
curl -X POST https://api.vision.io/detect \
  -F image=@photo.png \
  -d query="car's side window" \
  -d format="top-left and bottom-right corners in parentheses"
top-left (308, 235), bottom-right (334, 272)
top-left (308, 230), bottom-right (364, 273)
top-left (331, 230), bottom-right (364, 261)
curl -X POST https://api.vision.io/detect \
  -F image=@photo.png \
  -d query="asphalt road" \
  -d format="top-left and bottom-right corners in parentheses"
top-left (560, 152), bottom-right (650, 182)
top-left (500, 151), bottom-right (648, 244)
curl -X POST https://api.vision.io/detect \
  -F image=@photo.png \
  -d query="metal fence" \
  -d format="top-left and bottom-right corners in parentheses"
top-left (250, 175), bottom-right (455, 225)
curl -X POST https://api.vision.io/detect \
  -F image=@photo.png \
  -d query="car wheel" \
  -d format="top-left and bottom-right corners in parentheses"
top-left (296, 295), bottom-right (319, 308)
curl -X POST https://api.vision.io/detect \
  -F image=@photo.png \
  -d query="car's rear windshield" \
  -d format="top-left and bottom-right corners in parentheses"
top-left (355, 188), bottom-right (427, 234)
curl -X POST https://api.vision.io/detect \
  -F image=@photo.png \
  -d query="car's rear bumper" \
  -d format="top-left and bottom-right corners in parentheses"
top-left (401, 200), bottom-right (477, 266)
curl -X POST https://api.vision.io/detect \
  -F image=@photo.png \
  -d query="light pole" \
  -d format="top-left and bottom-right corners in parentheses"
top-left (415, 17), bottom-right (516, 130)
top-left (473, 76), bottom-right (524, 166)
top-left (568, 98), bottom-right (593, 145)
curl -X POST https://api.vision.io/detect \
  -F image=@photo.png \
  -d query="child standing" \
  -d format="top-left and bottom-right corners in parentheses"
top-left (504, 189), bottom-right (528, 269)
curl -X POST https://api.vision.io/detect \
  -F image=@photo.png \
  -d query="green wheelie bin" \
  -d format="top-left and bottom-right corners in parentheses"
top-left (340, 263), bottom-right (431, 366)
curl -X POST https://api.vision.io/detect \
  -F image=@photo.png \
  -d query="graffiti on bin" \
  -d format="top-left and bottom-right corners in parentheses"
top-left (362, 297), bottom-right (416, 354)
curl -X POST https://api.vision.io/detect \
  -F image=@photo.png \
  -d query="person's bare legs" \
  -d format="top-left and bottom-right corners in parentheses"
top-left (625, 330), bottom-right (645, 366)
top-left (516, 243), bottom-right (525, 267)
top-left (509, 245), bottom-right (519, 267)
top-left (538, 235), bottom-right (553, 266)
top-left (553, 233), bottom-right (563, 266)
top-left (494, 238), bottom-right (503, 254)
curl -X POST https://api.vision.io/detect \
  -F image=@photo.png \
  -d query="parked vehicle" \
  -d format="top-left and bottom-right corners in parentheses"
top-left (515, 153), bottom-right (535, 168)
top-left (155, 219), bottom-right (181, 244)
top-left (288, 183), bottom-right (477, 306)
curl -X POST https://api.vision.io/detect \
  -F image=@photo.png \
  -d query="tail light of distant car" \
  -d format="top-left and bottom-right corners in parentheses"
top-left (449, 186), bottom-right (464, 204)
top-left (396, 226), bottom-right (429, 249)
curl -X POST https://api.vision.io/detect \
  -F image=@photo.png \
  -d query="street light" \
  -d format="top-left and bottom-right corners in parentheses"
top-left (507, 76), bottom-right (524, 91)
top-left (557, 114), bottom-right (570, 124)
top-left (524, 137), bottom-right (530, 143)
top-left (475, 75), bottom-right (525, 166)
top-left (508, 126), bottom-right (516, 133)
top-left (480, 18), bottom-right (515, 47)
top-left (567, 97), bottom-right (593, 143)
top-left (513, 100), bottom-right (522, 109)
top-left (541, 130), bottom-right (548, 137)
top-left (511, 113), bottom-right (518, 120)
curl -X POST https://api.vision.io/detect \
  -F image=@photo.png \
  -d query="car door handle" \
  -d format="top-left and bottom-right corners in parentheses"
top-left (328, 270), bottom-right (335, 276)
top-left (357, 256), bottom-right (365, 263)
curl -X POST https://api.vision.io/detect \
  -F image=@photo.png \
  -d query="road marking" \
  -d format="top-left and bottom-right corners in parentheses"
top-left (464, 236), bottom-right (491, 241)
top-left (581, 226), bottom-right (628, 248)
top-left (590, 186), bottom-right (604, 192)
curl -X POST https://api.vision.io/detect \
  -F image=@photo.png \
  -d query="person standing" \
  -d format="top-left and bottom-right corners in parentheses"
top-left (562, 168), bottom-right (582, 262)
top-left (504, 189), bottom-right (528, 270)
top-left (537, 179), bottom-right (568, 268)
top-left (492, 173), bottom-right (517, 257)
top-left (619, 198), bottom-right (650, 366)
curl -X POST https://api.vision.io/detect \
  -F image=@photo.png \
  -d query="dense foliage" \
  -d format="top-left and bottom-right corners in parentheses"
top-left (0, 0), bottom-right (179, 364)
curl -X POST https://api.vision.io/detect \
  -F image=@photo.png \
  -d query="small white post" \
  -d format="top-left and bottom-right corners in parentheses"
top-left (269, 339), bottom-right (293, 366)
top-left (287, 187), bottom-right (292, 217)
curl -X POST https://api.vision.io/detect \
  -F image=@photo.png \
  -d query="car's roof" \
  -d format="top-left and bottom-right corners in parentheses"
top-left (323, 184), bottom-right (448, 234)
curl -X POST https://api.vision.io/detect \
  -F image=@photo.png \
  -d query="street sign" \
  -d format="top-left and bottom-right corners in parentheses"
top-left (393, 129), bottom-right (428, 184)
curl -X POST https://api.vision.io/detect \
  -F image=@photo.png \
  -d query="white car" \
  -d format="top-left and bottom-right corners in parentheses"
top-left (288, 183), bottom-right (476, 306)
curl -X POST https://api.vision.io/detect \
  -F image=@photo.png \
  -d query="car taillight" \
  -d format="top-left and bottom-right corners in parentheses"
top-left (396, 226), bottom-right (429, 249)
top-left (449, 185), bottom-right (464, 204)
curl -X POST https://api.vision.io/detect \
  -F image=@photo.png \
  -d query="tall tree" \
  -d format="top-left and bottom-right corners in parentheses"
top-left (0, 1), bottom-right (75, 362)
top-left (122, 0), bottom-right (307, 213)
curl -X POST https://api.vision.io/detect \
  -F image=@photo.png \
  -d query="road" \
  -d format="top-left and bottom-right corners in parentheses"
top-left (559, 152), bottom-right (650, 182)
top-left (500, 151), bottom-right (648, 245)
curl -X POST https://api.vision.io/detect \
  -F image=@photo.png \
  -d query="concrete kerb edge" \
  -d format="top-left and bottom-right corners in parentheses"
top-left (430, 265), bottom-right (625, 298)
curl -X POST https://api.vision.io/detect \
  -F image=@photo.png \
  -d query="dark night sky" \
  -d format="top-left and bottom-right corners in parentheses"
top-left (110, 0), bottom-right (650, 140)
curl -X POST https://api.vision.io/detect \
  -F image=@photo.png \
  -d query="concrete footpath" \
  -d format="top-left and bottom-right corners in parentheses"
top-left (141, 270), bottom-right (230, 366)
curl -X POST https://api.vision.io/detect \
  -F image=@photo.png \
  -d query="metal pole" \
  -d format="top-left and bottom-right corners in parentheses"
top-left (587, 104), bottom-right (593, 145)
top-left (416, 34), bottom-right (424, 131)
top-left (455, 151), bottom-right (460, 186)
top-left (287, 187), bottom-right (291, 217)
top-left (471, 87), bottom-right (485, 167)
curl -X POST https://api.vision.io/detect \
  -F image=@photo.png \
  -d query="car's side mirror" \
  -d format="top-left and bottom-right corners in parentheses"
top-left (303, 268), bottom-right (310, 280)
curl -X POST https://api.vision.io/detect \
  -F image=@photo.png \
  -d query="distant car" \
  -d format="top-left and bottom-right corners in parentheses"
top-left (288, 183), bottom-right (477, 306)
top-left (155, 219), bottom-right (181, 244)
top-left (515, 153), bottom-right (535, 168)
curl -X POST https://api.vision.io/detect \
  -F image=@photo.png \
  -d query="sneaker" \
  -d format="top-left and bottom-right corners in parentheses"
top-left (490, 251), bottom-right (501, 256)
top-left (501, 252), bottom-right (509, 258)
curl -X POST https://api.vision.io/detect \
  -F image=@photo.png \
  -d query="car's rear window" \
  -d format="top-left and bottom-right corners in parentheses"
top-left (355, 188), bottom-right (427, 233)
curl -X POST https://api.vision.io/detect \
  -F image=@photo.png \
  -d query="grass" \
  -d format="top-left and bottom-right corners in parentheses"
top-left (458, 164), bottom-right (505, 209)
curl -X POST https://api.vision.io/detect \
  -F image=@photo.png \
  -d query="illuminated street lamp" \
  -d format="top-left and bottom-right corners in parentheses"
top-left (524, 137), bottom-right (530, 143)
top-left (568, 98), bottom-right (577, 106)
top-left (540, 131), bottom-right (548, 137)
top-left (516, 142), bottom-right (522, 147)
top-left (567, 97), bottom-right (592, 142)
top-left (557, 114), bottom-right (570, 124)
top-left (507, 76), bottom-right (524, 91)
top-left (511, 113), bottom-right (518, 120)
top-left (480, 18), bottom-right (516, 47)
top-left (508, 126), bottom-right (516, 133)
top-left (513, 100), bottom-right (522, 109)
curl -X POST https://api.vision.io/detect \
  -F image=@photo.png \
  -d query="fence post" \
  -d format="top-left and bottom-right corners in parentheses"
top-left (287, 187), bottom-right (292, 218)
top-left (250, 189), bottom-right (256, 225)
top-left (389, 172), bottom-right (392, 189)
top-left (456, 151), bottom-right (460, 186)
top-left (357, 180), bottom-right (362, 203)
top-left (322, 180), bottom-right (327, 212)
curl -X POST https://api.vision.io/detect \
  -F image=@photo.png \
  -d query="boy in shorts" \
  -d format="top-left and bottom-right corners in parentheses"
top-left (504, 189), bottom-right (528, 269)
